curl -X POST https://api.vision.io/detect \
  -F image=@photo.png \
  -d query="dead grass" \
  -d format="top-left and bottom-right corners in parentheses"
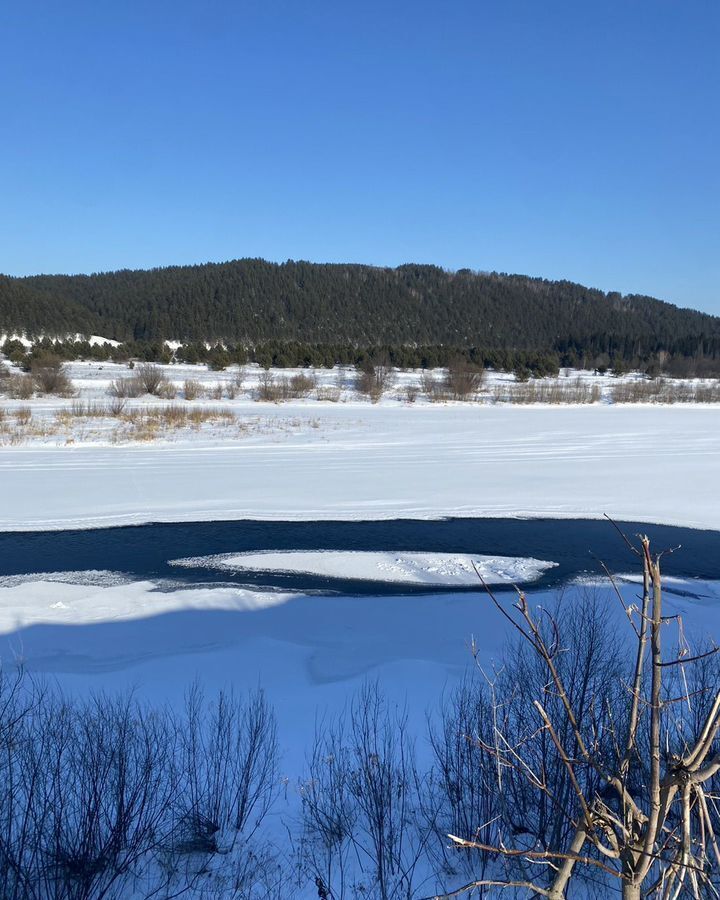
top-left (0, 397), bottom-right (320, 446)
top-left (0, 407), bottom-right (57, 445)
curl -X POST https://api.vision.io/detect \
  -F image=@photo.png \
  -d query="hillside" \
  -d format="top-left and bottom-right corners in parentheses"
top-left (2, 259), bottom-right (720, 368)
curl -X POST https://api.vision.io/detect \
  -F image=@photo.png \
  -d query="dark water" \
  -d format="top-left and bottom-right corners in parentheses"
top-left (1, 518), bottom-right (719, 594)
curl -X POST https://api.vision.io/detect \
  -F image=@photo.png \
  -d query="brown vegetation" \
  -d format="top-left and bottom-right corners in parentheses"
top-left (492, 378), bottom-right (602, 404)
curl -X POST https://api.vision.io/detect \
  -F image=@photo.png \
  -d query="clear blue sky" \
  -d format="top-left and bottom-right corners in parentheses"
top-left (1, 1), bottom-right (718, 313)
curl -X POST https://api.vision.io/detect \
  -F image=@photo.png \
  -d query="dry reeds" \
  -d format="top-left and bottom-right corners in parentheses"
top-left (492, 379), bottom-right (602, 404)
top-left (611, 379), bottom-right (720, 404)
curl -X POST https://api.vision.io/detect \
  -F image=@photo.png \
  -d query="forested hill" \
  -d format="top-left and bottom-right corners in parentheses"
top-left (1, 259), bottom-right (719, 361)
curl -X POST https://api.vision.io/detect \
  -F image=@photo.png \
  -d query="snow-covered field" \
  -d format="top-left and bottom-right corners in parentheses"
top-left (1, 400), bottom-right (719, 531)
top-left (0, 360), bottom-right (718, 531)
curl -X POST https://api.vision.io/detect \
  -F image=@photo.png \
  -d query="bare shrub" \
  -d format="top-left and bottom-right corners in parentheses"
top-left (257, 372), bottom-right (284, 402)
top-left (0, 674), bottom-right (285, 900)
top-left (36, 694), bottom-right (178, 900)
top-left (6, 373), bottom-right (35, 399)
top-left (135, 363), bottom-right (168, 395)
top-left (225, 367), bottom-right (246, 399)
top-left (448, 540), bottom-right (720, 898)
top-left (156, 379), bottom-right (177, 400)
top-left (426, 678), bottom-right (497, 886)
top-left (300, 682), bottom-right (426, 900)
top-left (177, 685), bottom-right (277, 853)
top-left (315, 385), bottom-right (341, 402)
top-left (356, 363), bottom-right (394, 403)
top-left (108, 376), bottom-right (143, 398)
top-left (611, 377), bottom-right (720, 404)
top-left (289, 372), bottom-right (317, 397)
top-left (610, 378), bottom-right (665, 403)
top-left (108, 397), bottom-right (126, 416)
top-left (15, 406), bottom-right (31, 425)
top-left (492, 378), bottom-right (602, 404)
top-left (694, 380), bottom-right (720, 402)
top-left (404, 384), bottom-right (419, 403)
top-left (257, 371), bottom-right (317, 402)
top-left (444, 359), bottom-right (484, 399)
top-left (182, 379), bottom-right (204, 401)
top-left (421, 370), bottom-right (450, 402)
top-left (31, 355), bottom-right (75, 396)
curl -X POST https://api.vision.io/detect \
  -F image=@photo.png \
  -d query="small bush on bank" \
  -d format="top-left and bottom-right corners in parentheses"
top-left (108, 376), bottom-right (144, 398)
top-left (444, 359), bottom-right (484, 399)
top-left (256, 371), bottom-right (318, 402)
top-left (225, 368), bottom-right (246, 399)
top-left (135, 364), bottom-right (171, 395)
top-left (183, 379), bottom-right (204, 401)
top-left (5, 373), bottom-right (35, 399)
top-left (356, 362), bottom-right (394, 403)
top-left (31, 355), bottom-right (74, 396)
top-left (289, 372), bottom-right (317, 397)
top-left (109, 364), bottom-right (174, 398)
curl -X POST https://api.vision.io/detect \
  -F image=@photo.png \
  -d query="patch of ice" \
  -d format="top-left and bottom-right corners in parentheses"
top-left (0, 569), bottom-right (134, 589)
top-left (170, 550), bottom-right (557, 585)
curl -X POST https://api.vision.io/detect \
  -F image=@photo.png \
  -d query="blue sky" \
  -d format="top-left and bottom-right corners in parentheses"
top-left (1, 0), bottom-right (718, 313)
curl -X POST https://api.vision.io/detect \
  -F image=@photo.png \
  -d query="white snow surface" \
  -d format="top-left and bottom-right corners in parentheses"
top-left (1, 401), bottom-right (719, 530)
top-left (0, 577), bottom-right (292, 635)
top-left (1, 359), bottom-right (719, 530)
top-left (171, 549), bottom-right (557, 585)
top-left (1, 331), bottom-right (120, 347)
top-left (2, 571), bottom-right (718, 761)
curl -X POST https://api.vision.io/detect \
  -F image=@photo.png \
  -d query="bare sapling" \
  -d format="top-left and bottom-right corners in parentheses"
top-left (441, 531), bottom-right (720, 900)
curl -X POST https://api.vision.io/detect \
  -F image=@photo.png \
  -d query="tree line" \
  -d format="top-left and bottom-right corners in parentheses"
top-left (2, 260), bottom-right (720, 375)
